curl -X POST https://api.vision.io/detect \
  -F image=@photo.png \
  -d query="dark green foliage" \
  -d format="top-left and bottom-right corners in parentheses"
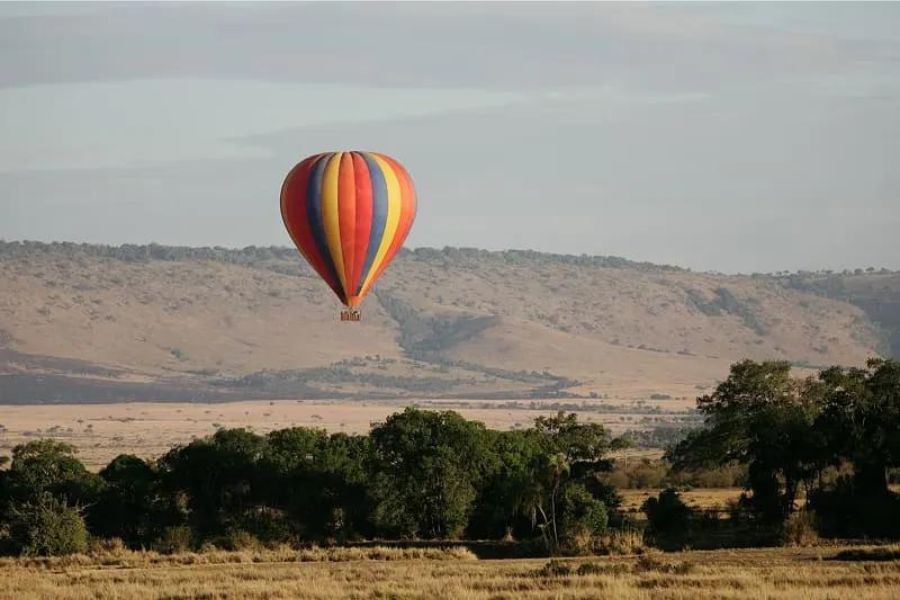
top-left (642, 489), bottom-right (691, 548)
top-left (558, 483), bottom-right (608, 550)
top-left (818, 359), bottom-right (900, 496)
top-left (369, 408), bottom-right (494, 538)
top-left (467, 429), bottom-right (545, 540)
top-left (670, 358), bottom-right (900, 540)
top-left (500, 411), bottom-right (619, 554)
top-left (669, 361), bottom-right (825, 523)
top-left (809, 476), bottom-right (900, 538)
top-left (0, 360), bottom-right (898, 557)
top-left (90, 454), bottom-right (173, 548)
top-left (8, 494), bottom-right (88, 556)
top-left (158, 428), bottom-right (268, 540)
top-left (808, 360), bottom-right (900, 537)
top-left (4, 440), bottom-right (103, 508)
top-left (261, 428), bottom-right (372, 540)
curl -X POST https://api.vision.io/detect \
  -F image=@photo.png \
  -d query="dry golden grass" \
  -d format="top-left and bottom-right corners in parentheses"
top-left (620, 488), bottom-right (745, 513)
top-left (619, 487), bottom-right (900, 516)
top-left (0, 400), bottom-right (681, 470)
top-left (0, 544), bottom-right (898, 599)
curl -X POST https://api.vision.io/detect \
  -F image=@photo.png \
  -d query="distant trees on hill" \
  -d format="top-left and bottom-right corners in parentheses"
top-left (5, 240), bottom-right (894, 277)
top-left (0, 240), bottom-right (684, 273)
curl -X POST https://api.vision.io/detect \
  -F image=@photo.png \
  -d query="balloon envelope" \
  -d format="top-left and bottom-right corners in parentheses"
top-left (280, 151), bottom-right (417, 308)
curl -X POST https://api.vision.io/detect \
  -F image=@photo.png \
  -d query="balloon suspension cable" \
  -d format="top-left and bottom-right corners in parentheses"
top-left (340, 308), bottom-right (361, 322)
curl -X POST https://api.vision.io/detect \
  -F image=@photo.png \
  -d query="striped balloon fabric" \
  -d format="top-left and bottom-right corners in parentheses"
top-left (280, 151), bottom-right (417, 308)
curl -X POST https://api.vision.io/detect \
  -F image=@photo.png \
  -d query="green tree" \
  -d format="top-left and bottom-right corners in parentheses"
top-left (812, 359), bottom-right (900, 536)
top-left (90, 454), bottom-right (173, 548)
top-left (669, 361), bottom-right (825, 523)
top-left (642, 488), bottom-right (692, 548)
top-left (467, 429), bottom-right (545, 540)
top-left (261, 428), bottom-right (372, 540)
top-left (5, 440), bottom-right (102, 508)
top-left (519, 412), bottom-right (618, 553)
top-left (158, 428), bottom-right (268, 541)
top-left (369, 408), bottom-right (494, 538)
top-left (9, 494), bottom-right (88, 556)
top-left (558, 482), bottom-right (608, 552)
top-left (818, 359), bottom-right (900, 496)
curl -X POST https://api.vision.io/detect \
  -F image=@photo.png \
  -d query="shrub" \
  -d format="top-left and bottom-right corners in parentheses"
top-left (88, 537), bottom-right (128, 556)
top-left (152, 526), bottom-right (193, 554)
top-left (606, 459), bottom-right (746, 490)
top-left (832, 545), bottom-right (900, 561)
top-left (9, 495), bottom-right (88, 556)
top-left (643, 488), bottom-right (691, 534)
top-left (211, 529), bottom-right (264, 551)
top-left (782, 510), bottom-right (819, 546)
top-left (559, 484), bottom-right (608, 554)
top-left (576, 561), bottom-right (629, 576)
top-left (609, 459), bottom-right (668, 489)
top-left (634, 553), bottom-right (695, 574)
top-left (595, 528), bottom-right (646, 555)
top-left (535, 559), bottom-right (572, 577)
top-left (642, 488), bottom-right (692, 549)
top-left (809, 476), bottom-right (900, 538)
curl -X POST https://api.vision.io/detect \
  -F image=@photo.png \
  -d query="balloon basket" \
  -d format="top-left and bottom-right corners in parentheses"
top-left (340, 309), bottom-right (361, 322)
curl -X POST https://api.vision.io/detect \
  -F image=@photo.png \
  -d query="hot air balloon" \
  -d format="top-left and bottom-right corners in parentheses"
top-left (280, 151), bottom-right (417, 321)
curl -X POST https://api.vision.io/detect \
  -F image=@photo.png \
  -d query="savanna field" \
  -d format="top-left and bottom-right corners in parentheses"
top-left (2, 360), bottom-right (900, 599)
top-left (1, 544), bottom-right (899, 600)
top-left (5, 3), bottom-right (900, 598)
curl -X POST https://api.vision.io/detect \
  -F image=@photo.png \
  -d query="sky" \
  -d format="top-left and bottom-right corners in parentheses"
top-left (1, 2), bottom-right (898, 274)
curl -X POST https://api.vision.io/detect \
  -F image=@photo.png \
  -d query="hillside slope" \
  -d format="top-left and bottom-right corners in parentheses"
top-left (0, 242), bottom-right (887, 403)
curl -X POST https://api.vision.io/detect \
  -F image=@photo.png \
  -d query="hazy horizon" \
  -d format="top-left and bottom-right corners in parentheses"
top-left (2, 2), bottom-right (899, 274)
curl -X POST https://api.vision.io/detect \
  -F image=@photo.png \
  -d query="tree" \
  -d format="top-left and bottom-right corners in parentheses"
top-left (519, 412), bottom-right (618, 553)
top-left (90, 454), bottom-right (172, 548)
top-left (310, 432), bottom-right (373, 539)
top-left (642, 488), bottom-right (691, 547)
top-left (158, 428), bottom-right (268, 541)
top-left (669, 361), bottom-right (825, 523)
top-left (558, 483), bottom-right (607, 552)
top-left (467, 429), bottom-right (545, 540)
top-left (817, 359), bottom-right (900, 496)
top-left (8, 494), bottom-right (88, 556)
top-left (812, 359), bottom-right (900, 536)
top-left (260, 428), bottom-right (372, 540)
top-left (5, 440), bottom-right (102, 509)
top-left (369, 408), bottom-right (493, 538)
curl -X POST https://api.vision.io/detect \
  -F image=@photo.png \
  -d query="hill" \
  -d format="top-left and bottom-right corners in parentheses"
top-left (0, 241), bottom-right (892, 404)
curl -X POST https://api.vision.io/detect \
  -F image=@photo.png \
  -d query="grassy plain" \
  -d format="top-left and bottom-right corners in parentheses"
top-left (0, 399), bottom-right (688, 469)
top-left (619, 488), bottom-right (744, 513)
top-left (0, 544), bottom-right (897, 600)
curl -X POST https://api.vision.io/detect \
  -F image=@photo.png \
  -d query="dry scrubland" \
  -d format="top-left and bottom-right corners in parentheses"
top-left (0, 544), bottom-right (898, 600)
top-left (2, 243), bottom-right (893, 405)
